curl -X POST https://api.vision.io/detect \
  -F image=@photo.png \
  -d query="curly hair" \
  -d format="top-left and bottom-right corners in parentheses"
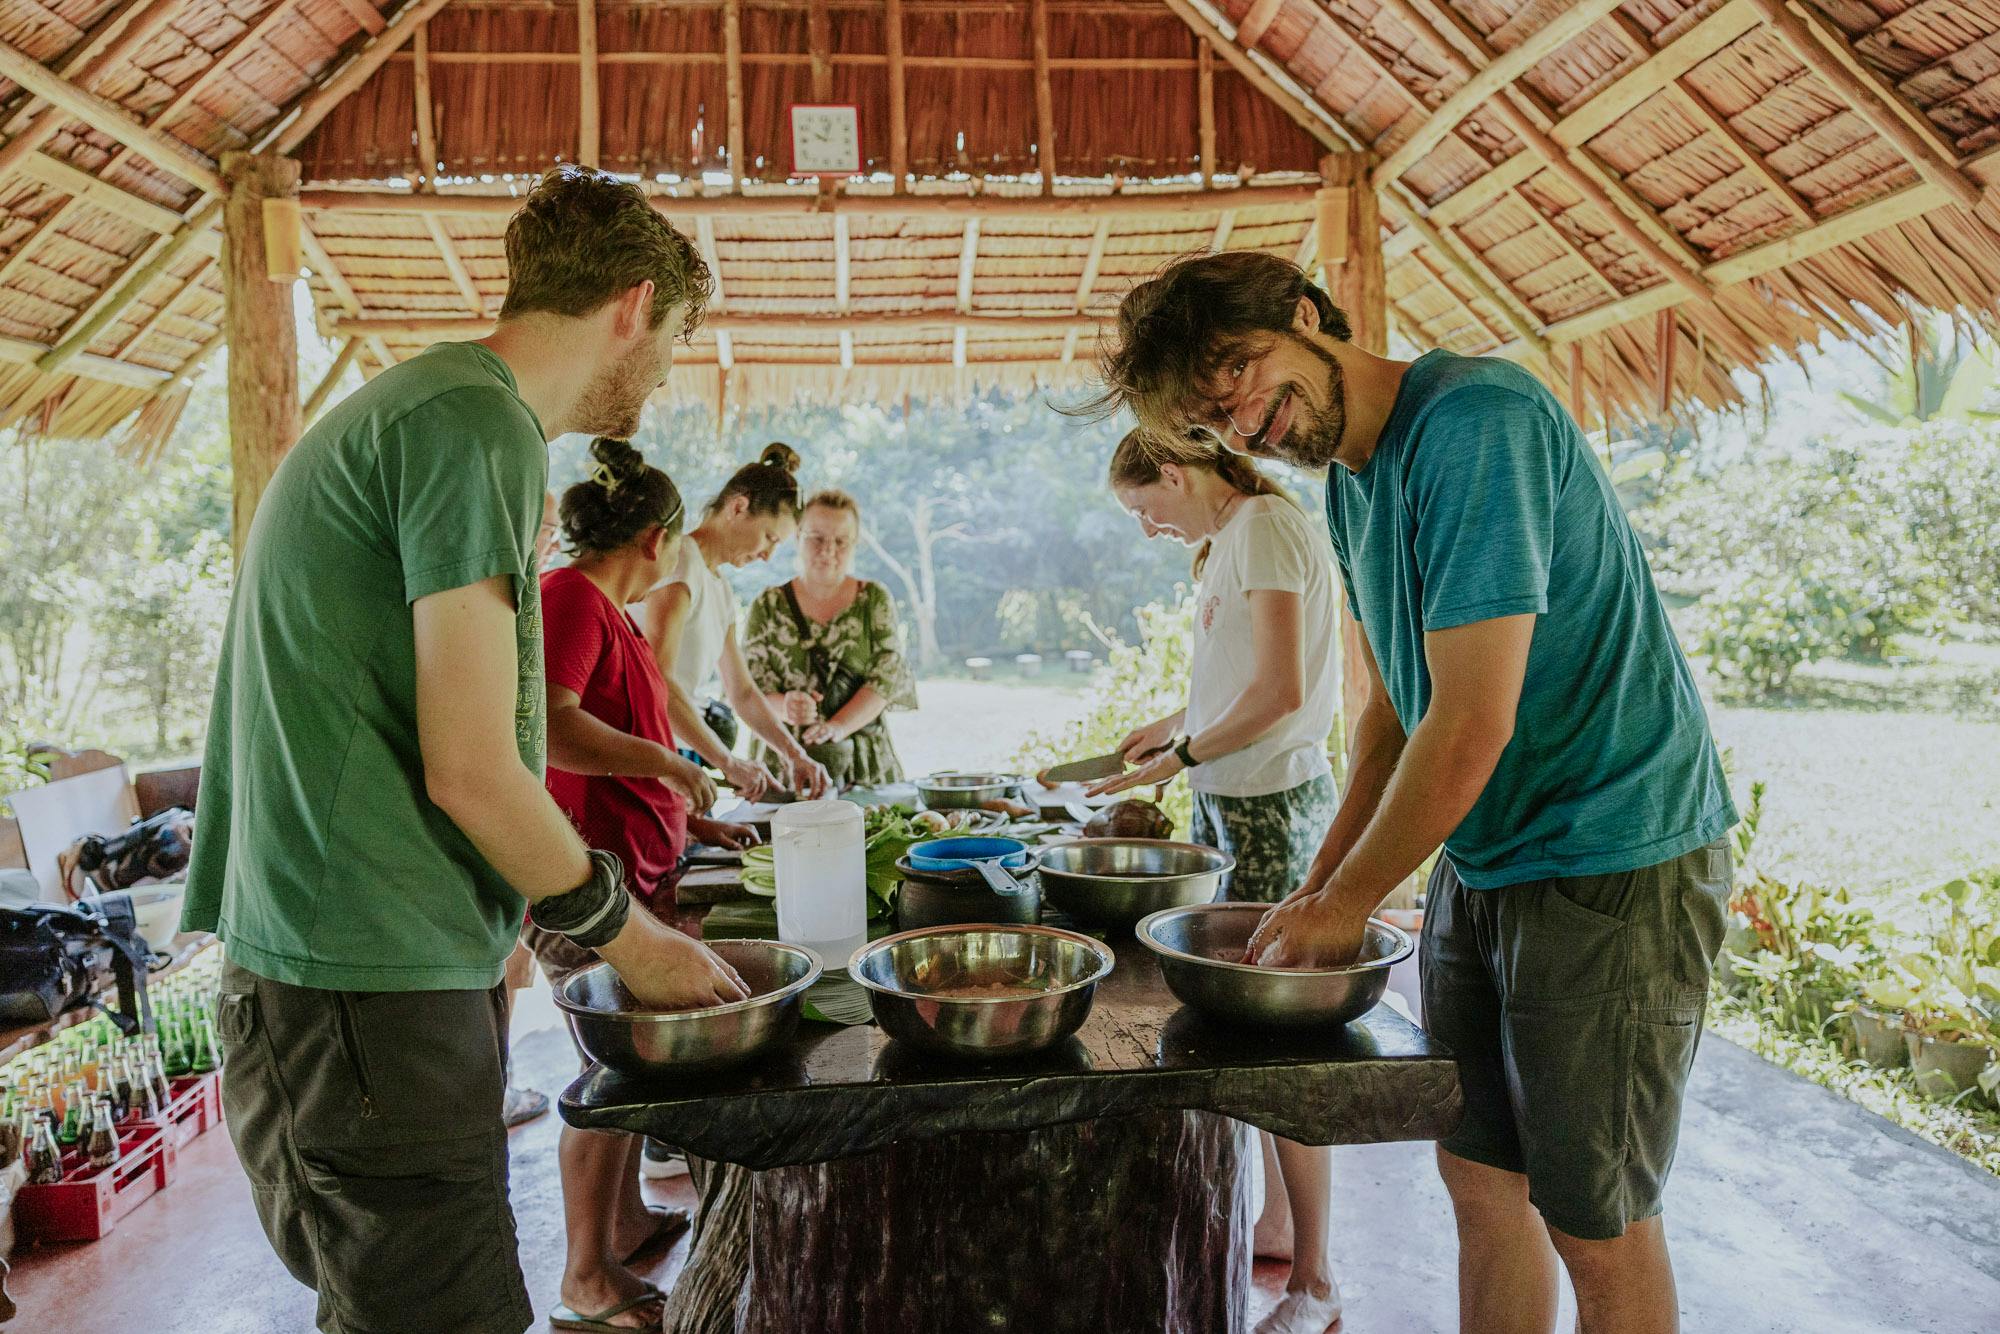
top-left (1075, 250), bottom-right (1351, 438)
top-left (560, 438), bottom-right (685, 557)
top-left (500, 165), bottom-right (712, 339)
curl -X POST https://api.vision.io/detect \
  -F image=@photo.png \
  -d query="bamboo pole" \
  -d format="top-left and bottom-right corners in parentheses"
top-left (1031, 0), bottom-right (1056, 194)
top-left (0, 0), bottom-right (192, 180)
top-left (221, 151), bottom-right (302, 552)
top-left (724, 0), bottom-right (745, 189)
top-left (333, 310), bottom-right (1106, 338)
top-left (273, 0), bottom-right (458, 154)
top-left (0, 31), bottom-right (222, 195)
top-left (577, 0), bottom-right (600, 168)
top-left (1197, 38), bottom-right (1216, 188)
top-left (1234, 0), bottom-right (1283, 49)
top-left (885, 0), bottom-right (907, 190)
top-left (1653, 308), bottom-right (1677, 418)
top-left (304, 337), bottom-right (362, 421)
top-left (413, 21), bottom-right (438, 189)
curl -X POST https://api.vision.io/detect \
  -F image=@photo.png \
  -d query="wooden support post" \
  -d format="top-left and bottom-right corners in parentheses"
top-left (577, 0), bottom-right (600, 168)
top-left (1196, 39), bottom-right (1216, 188)
top-left (222, 152), bottom-right (302, 553)
top-left (1653, 308), bottom-right (1677, 417)
top-left (413, 21), bottom-right (438, 189)
top-left (885, 0), bottom-right (907, 191)
top-left (1567, 342), bottom-right (1586, 423)
top-left (723, 0), bottom-right (745, 189)
top-left (808, 0), bottom-right (835, 205)
top-left (1032, 0), bottom-right (1056, 194)
top-left (303, 337), bottom-right (361, 421)
top-left (1316, 151), bottom-right (1380, 790)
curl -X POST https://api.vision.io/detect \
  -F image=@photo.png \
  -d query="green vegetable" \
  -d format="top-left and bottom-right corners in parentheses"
top-left (732, 806), bottom-right (924, 920)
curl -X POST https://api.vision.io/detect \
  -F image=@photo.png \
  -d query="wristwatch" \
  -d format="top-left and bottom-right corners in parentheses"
top-left (1173, 735), bottom-right (1200, 769)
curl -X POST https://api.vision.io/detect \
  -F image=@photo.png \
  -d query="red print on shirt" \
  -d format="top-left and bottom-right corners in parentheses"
top-left (1200, 594), bottom-right (1219, 633)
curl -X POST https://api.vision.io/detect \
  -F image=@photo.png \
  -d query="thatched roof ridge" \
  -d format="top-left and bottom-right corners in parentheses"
top-left (0, 0), bottom-right (1995, 441)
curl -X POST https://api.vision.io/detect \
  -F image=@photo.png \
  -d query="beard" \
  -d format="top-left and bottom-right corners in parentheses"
top-left (572, 340), bottom-right (662, 439)
top-left (1247, 336), bottom-right (1347, 470)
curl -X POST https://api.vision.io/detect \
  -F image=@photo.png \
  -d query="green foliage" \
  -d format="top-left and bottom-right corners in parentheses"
top-left (1837, 316), bottom-right (2000, 427)
top-left (93, 527), bottom-right (233, 757)
top-left (1011, 595), bottom-right (1197, 834)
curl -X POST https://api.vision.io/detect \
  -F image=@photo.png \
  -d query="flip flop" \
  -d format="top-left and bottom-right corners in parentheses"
top-left (621, 1205), bottom-right (692, 1265)
top-left (549, 1290), bottom-right (663, 1333)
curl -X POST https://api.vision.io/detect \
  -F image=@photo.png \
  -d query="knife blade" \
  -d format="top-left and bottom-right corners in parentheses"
top-left (1037, 751), bottom-right (1128, 784)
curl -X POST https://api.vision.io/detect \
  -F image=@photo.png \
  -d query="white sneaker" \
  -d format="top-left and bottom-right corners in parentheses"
top-left (1252, 1281), bottom-right (1343, 1334)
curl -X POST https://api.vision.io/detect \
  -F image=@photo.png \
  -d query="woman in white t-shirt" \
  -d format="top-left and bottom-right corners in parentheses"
top-left (1089, 428), bottom-right (1344, 1334)
top-left (642, 443), bottom-right (831, 802)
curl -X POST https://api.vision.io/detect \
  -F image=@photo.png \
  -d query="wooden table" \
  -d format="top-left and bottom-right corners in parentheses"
top-left (564, 921), bottom-right (1460, 1333)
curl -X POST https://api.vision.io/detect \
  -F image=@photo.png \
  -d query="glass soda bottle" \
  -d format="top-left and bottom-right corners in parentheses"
top-left (57, 1080), bottom-right (86, 1146)
top-left (86, 1101), bottom-right (120, 1172)
top-left (26, 1120), bottom-right (63, 1185)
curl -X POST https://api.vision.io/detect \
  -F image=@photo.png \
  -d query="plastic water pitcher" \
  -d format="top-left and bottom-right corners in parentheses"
top-left (771, 800), bottom-right (868, 969)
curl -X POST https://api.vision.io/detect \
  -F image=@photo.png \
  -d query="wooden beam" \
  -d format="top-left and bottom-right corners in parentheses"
top-left (299, 182), bottom-right (1323, 219)
top-left (694, 216), bottom-right (725, 309)
top-left (833, 214), bottom-right (850, 311)
top-left (113, 253), bottom-right (212, 358)
top-left (273, 0), bottom-right (456, 154)
top-left (15, 149), bottom-right (184, 234)
top-left (1235, 0), bottom-right (1284, 50)
top-left (424, 213), bottom-right (483, 316)
top-left (1553, 0), bottom-right (1758, 148)
top-left (0, 32), bottom-right (222, 195)
top-left (142, 0), bottom-right (304, 139)
top-left (1653, 308), bottom-right (1676, 416)
top-left (1428, 150), bottom-right (1542, 227)
top-left (303, 337), bottom-right (362, 420)
top-left (1744, 0), bottom-right (1983, 214)
top-left (1075, 216), bottom-right (1110, 317)
top-left (1542, 180), bottom-right (1953, 342)
top-left (0, 332), bottom-right (170, 388)
top-left (300, 225), bottom-right (362, 315)
top-left (38, 200), bottom-right (219, 373)
top-left (1659, 80), bottom-right (1814, 225)
top-left (1371, 0), bottom-right (1624, 192)
top-left (327, 0), bottom-right (384, 35)
top-left (807, 0), bottom-right (833, 100)
top-left (336, 311), bottom-right (1107, 339)
top-left (412, 21), bottom-right (437, 189)
top-left (1208, 208), bottom-right (1235, 252)
top-left (576, 0), bottom-right (600, 169)
top-left (1511, 188), bottom-right (1622, 298)
top-left (884, 0), bottom-right (906, 190)
top-left (1031, 0), bottom-right (1056, 193)
top-left (1388, 187), bottom-right (1553, 366)
top-left (221, 151), bottom-right (301, 551)
top-left (1197, 38), bottom-right (1216, 187)
top-left (0, 0), bottom-right (191, 183)
top-left (957, 220), bottom-right (980, 313)
top-left (723, 0), bottom-right (745, 189)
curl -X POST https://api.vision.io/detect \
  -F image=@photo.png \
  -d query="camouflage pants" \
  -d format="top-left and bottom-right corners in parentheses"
top-left (1190, 773), bottom-right (1338, 904)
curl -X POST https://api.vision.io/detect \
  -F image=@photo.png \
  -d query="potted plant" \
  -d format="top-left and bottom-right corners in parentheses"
top-left (1845, 969), bottom-right (1914, 1070)
top-left (1900, 964), bottom-right (1996, 1105)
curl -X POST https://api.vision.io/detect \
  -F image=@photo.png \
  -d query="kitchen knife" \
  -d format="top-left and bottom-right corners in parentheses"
top-left (1036, 751), bottom-right (1128, 784)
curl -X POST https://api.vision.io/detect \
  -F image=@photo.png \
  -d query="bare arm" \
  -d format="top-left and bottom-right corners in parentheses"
top-left (414, 577), bottom-right (745, 1005)
top-left (1086, 590), bottom-right (1306, 798)
top-left (546, 684), bottom-right (715, 810)
top-left (805, 684), bottom-right (889, 746)
top-left (720, 625), bottom-right (831, 796)
top-left (641, 581), bottom-right (770, 798)
top-left (1293, 630), bottom-right (1405, 895)
top-left (1248, 614), bottom-right (1534, 966)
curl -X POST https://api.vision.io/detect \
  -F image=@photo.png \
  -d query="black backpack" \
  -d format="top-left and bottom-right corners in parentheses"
top-left (0, 897), bottom-right (154, 1034)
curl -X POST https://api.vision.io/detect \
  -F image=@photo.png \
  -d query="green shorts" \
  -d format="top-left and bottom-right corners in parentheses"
top-left (214, 958), bottom-right (533, 1334)
top-left (1190, 773), bottom-right (1337, 904)
top-left (1419, 839), bottom-right (1731, 1241)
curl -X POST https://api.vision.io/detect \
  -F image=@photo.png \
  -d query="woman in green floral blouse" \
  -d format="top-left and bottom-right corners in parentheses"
top-left (743, 490), bottom-right (917, 788)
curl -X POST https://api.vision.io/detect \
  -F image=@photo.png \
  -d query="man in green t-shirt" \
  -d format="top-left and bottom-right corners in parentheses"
top-left (184, 166), bottom-right (746, 1334)
top-left (1089, 252), bottom-right (1736, 1334)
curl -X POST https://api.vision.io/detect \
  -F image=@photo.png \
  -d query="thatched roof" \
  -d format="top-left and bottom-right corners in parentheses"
top-left (1, 0), bottom-right (1998, 445)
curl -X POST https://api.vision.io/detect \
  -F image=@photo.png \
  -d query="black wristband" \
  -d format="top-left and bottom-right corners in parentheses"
top-left (529, 850), bottom-right (632, 949)
top-left (1174, 735), bottom-right (1199, 769)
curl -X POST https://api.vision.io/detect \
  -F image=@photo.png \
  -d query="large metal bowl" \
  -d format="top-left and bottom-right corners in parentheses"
top-left (850, 924), bottom-right (1114, 1058)
top-left (1137, 902), bottom-right (1413, 1029)
top-left (1035, 839), bottom-right (1233, 929)
top-left (554, 940), bottom-right (822, 1076)
top-left (915, 771), bottom-right (1024, 810)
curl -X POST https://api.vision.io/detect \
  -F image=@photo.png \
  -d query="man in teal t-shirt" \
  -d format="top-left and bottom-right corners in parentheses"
top-left (184, 168), bottom-right (749, 1334)
top-left (1094, 251), bottom-right (1736, 1334)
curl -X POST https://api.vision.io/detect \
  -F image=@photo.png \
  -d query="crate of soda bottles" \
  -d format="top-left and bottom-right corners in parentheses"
top-left (0, 947), bottom-right (223, 1236)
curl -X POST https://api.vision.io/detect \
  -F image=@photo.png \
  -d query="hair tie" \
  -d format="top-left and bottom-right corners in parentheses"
top-left (589, 459), bottom-right (620, 494)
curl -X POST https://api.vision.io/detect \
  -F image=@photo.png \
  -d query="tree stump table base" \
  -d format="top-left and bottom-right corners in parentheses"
top-left (744, 1108), bottom-right (1250, 1334)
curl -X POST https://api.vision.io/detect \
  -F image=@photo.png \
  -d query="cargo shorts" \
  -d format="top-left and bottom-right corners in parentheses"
top-left (213, 958), bottom-right (534, 1334)
top-left (1419, 839), bottom-right (1731, 1241)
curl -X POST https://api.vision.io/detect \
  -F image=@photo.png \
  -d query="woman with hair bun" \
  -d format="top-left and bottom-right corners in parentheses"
top-left (530, 436), bottom-right (757, 1333)
top-left (1088, 427), bottom-right (1346, 1334)
top-left (641, 442), bottom-right (831, 800)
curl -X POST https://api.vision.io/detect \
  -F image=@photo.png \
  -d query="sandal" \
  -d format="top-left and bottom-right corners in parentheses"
top-left (550, 1290), bottom-right (663, 1333)
top-left (622, 1206), bottom-right (692, 1265)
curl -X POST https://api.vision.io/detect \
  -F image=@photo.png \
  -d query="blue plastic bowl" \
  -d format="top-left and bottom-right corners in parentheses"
top-left (906, 836), bottom-right (1032, 871)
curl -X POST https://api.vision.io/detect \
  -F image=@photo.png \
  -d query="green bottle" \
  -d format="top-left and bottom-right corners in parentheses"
top-left (162, 1007), bottom-right (191, 1079)
top-left (57, 1080), bottom-right (85, 1146)
top-left (190, 1017), bottom-right (219, 1074)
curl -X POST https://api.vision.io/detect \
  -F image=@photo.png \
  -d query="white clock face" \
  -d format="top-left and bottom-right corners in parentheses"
top-left (791, 105), bottom-right (861, 175)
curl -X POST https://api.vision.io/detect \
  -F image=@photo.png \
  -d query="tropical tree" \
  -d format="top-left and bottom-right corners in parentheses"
top-left (1839, 315), bottom-right (1999, 427)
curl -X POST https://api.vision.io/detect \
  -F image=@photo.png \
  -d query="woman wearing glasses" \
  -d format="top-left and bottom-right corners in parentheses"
top-left (741, 489), bottom-right (916, 788)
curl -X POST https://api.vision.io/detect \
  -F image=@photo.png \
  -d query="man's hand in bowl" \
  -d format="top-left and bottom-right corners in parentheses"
top-left (1244, 890), bottom-right (1368, 969)
top-left (599, 910), bottom-right (749, 1010)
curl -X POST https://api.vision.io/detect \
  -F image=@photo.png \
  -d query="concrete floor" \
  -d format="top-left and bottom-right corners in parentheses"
top-left (10, 963), bottom-right (2000, 1334)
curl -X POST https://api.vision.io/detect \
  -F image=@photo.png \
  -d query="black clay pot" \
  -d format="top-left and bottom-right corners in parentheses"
top-left (895, 854), bottom-right (1041, 930)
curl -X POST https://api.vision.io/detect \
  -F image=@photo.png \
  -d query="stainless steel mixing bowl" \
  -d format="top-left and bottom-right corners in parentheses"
top-left (914, 771), bottom-right (1025, 810)
top-left (1034, 839), bottom-right (1234, 928)
top-left (1137, 902), bottom-right (1413, 1029)
top-left (850, 924), bottom-right (1114, 1058)
top-left (554, 940), bottom-right (822, 1075)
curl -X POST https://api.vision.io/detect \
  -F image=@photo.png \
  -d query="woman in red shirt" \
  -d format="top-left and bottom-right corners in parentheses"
top-left (531, 437), bottom-right (754, 1332)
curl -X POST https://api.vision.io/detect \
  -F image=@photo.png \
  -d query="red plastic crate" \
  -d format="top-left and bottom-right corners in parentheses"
top-left (14, 1123), bottom-right (177, 1242)
top-left (153, 1071), bottom-right (223, 1149)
